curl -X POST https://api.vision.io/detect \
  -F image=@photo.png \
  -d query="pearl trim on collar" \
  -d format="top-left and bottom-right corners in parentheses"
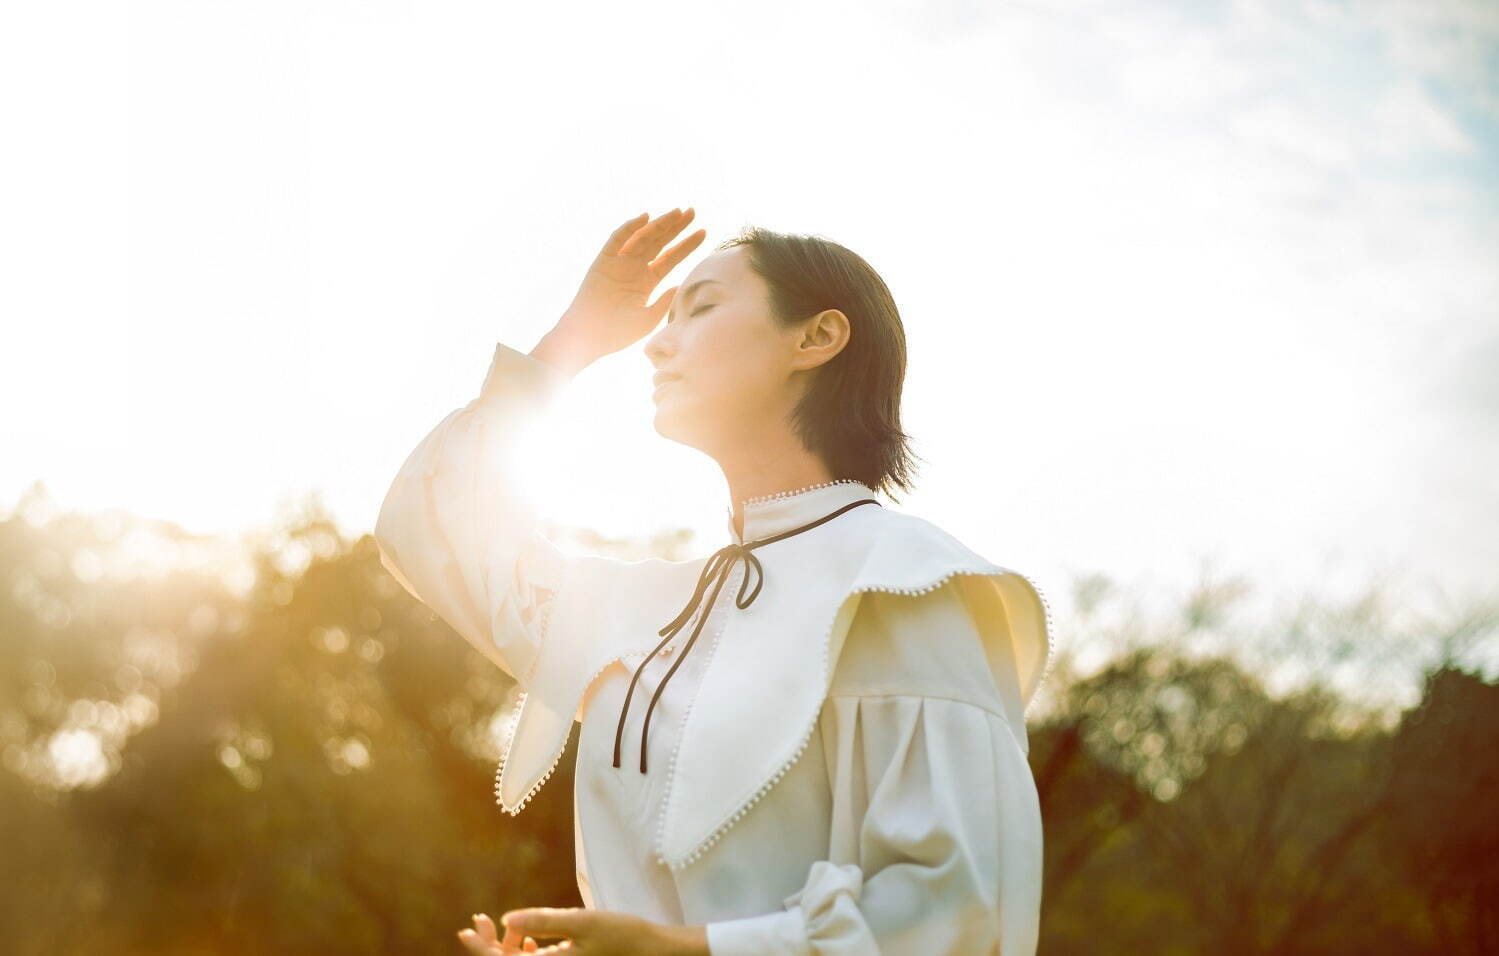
top-left (737, 477), bottom-right (875, 511)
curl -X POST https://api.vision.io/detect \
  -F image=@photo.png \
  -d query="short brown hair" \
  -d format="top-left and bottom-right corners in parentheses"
top-left (717, 225), bottom-right (921, 503)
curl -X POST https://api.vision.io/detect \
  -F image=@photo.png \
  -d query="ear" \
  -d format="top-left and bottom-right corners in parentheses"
top-left (795, 308), bottom-right (851, 369)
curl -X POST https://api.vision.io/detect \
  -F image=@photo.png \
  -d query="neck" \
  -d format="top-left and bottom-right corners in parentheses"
top-left (710, 401), bottom-right (836, 540)
top-left (722, 464), bottom-right (837, 541)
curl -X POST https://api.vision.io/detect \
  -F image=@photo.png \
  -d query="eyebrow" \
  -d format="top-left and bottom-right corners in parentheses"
top-left (668, 279), bottom-right (726, 322)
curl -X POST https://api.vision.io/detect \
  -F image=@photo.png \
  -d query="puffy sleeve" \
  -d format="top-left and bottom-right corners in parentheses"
top-left (372, 340), bottom-right (589, 689)
top-left (704, 694), bottom-right (1044, 955)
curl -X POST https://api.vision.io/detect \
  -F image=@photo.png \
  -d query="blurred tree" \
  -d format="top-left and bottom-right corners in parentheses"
top-left (1383, 667), bottom-right (1499, 954)
top-left (1032, 590), bottom-right (1497, 955)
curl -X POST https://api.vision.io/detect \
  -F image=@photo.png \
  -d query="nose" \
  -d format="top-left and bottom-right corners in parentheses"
top-left (644, 326), bottom-right (674, 369)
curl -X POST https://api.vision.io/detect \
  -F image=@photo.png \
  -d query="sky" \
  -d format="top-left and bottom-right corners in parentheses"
top-left (2, 0), bottom-right (1496, 670)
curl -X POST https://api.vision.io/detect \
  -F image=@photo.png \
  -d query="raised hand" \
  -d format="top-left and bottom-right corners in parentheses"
top-left (537, 209), bottom-right (706, 376)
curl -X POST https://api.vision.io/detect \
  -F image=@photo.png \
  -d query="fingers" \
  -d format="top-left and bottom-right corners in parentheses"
top-left (649, 226), bottom-right (708, 278)
top-left (456, 927), bottom-right (500, 954)
top-left (504, 906), bottom-right (588, 944)
top-left (454, 926), bottom-right (533, 954)
top-left (460, 913), bottom-right (515, 954)
top-left (617, 207), bottom-right (695, 261)
top-left (499, 912), bottom-right (532, 953)
top-left (472, 914), bottom-right (500, 945)
top-left (599, 212), bottom-right (650, 257)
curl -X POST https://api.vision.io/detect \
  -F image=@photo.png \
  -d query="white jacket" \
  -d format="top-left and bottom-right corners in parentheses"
top-left (374, 341), bottom-right (1055, 954)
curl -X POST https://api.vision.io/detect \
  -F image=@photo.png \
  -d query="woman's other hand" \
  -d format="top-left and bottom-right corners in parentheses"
top-left (457, 912), bottom-right (538, 954)
top-left (454, 906), bottom-right (709, 955)
top-left (534, 208), bottom-right (706, 377)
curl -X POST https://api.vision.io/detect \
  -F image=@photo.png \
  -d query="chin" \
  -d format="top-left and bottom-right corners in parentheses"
top-left (651, 403), bottom-right (684, 440)
top-left (653, 414), bottom-right (690, 441)
top-left (652, 403), bottom-right (709, 449)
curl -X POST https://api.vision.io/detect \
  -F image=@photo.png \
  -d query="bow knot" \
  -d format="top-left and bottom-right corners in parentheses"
top-left (656, 543), bottom-right (764, 643)
top-left (612, 497), bottom-right (881, 774)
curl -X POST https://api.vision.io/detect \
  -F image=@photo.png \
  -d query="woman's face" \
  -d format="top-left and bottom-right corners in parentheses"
top-left (644, 246), bottom-right (806, 454)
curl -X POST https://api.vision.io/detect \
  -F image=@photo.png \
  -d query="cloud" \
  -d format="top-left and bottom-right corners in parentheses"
top-left (1366, 0), bottom-right (1499, 122)
top-left (1371, 81), bottom-right (1478, 155)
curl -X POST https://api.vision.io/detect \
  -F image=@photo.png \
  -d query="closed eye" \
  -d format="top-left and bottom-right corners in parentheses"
top-left (669, 302), bottom-right (714, 324)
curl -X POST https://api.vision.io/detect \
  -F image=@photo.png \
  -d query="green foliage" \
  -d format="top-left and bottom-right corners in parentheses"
top-left (1, 492), bottom-right (582, 954)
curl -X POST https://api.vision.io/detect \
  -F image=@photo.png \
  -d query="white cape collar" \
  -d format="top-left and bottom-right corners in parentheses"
top-left (493, 479), bottom-right (1054, 872)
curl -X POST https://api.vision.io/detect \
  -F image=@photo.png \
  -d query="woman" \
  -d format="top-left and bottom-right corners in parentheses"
top-left (373, 209), bottom-right (1054, 955)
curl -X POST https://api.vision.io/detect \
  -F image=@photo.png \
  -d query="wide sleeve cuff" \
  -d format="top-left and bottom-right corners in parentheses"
top-left (705, 906), bottom-right (809, 956)
top-left (705, 860), bottom-right (873, 956)
top-left (476, 341), bottom-right (572, 410)
top-left (372, 339), bottom-right (574, 686)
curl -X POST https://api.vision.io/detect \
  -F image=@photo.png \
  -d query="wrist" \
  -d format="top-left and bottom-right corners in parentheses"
top-left (657, 922), bottom-right (710, 956)
top-left (530, 326), bottom-right (594, 379)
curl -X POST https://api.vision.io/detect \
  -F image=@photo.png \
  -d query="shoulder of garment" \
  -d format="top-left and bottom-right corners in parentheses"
top-left (835, 508), bottom-right (1053, 720)
top-left (828, 573), bottom-right (1033, 757)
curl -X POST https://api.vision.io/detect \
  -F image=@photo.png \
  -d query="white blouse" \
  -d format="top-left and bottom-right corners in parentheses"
top-left (374, 342), bottom-right (1052, 955)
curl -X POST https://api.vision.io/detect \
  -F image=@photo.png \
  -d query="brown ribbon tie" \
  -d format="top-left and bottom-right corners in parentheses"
top-left (613, 497), bottom-right (882, 773)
